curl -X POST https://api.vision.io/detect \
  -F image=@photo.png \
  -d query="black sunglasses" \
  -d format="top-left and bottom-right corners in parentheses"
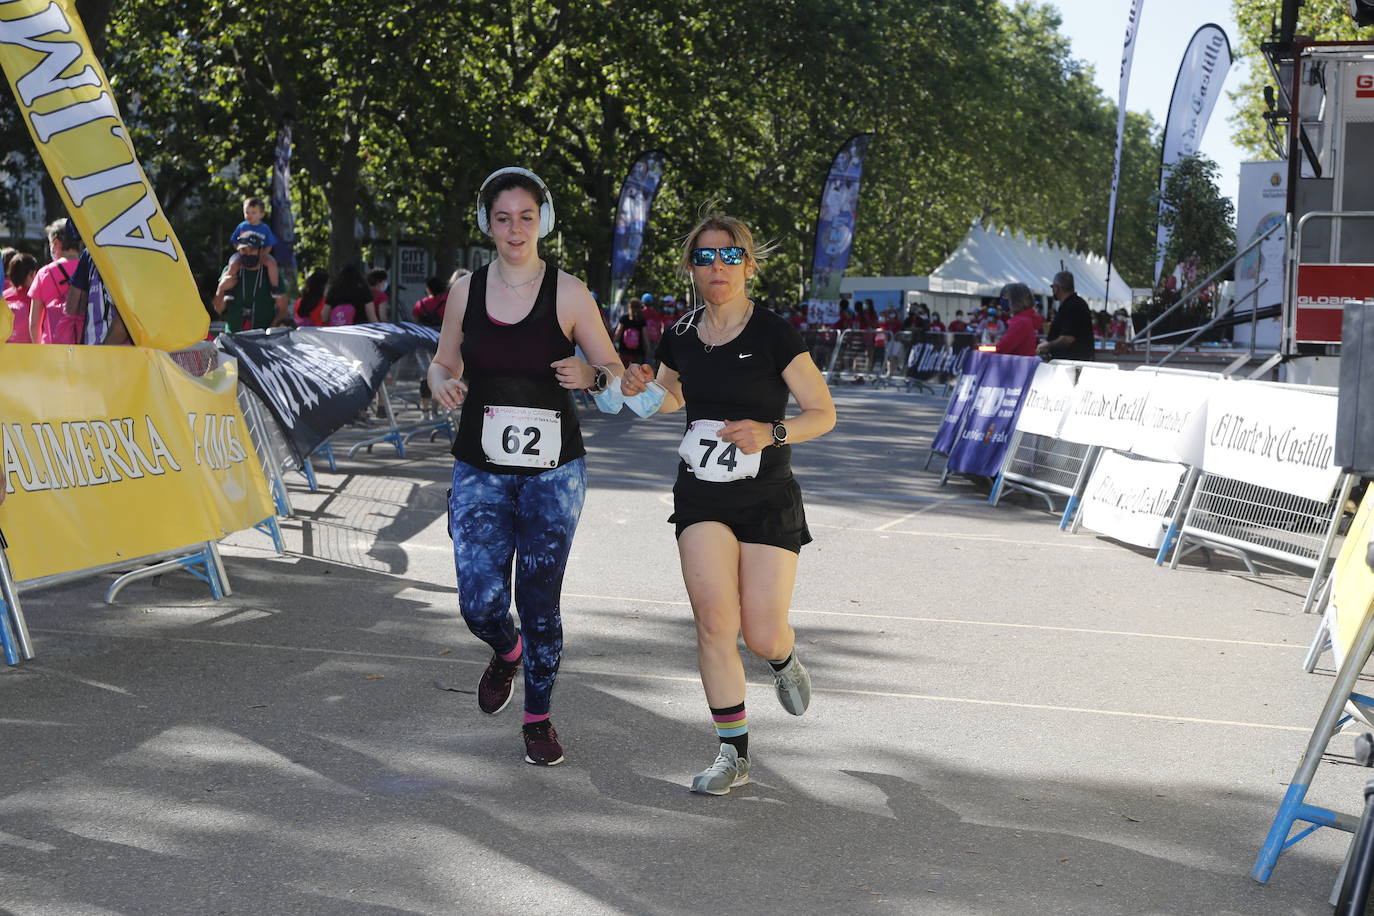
top-left (690, 246), bottom-right (746, 267)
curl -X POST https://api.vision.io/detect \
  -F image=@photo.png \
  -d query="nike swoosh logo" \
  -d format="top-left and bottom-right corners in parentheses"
top-left (738, 353), bottom-right (752, 359)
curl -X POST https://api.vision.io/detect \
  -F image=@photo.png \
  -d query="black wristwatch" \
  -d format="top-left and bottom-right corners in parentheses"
top-left (587, 366), bottom-right (609, 394)
top-left (771, 421), bottom-right (788, 446)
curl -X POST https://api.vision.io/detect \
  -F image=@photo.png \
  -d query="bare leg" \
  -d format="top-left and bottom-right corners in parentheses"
top-left (678, 522), bottom-right (744, 707)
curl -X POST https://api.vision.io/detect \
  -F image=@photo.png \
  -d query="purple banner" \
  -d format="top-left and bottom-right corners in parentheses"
top-left (270, 123), bottom-right (297, 271)
top-left (610, 151), bottom-right (667, 307)
top-left (931, 349), bottom-right (990, 456)
top-left (808, 133), bottom-right (873, 326)
top-left (945, 354), bottom-right (1041, 476)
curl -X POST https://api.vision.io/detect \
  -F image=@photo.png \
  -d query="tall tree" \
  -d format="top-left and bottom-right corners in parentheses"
top-left (1155, 153), bottom-right (1236, 278)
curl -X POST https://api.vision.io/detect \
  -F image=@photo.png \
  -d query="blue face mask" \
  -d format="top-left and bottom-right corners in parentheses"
top-left (625, 381), bottom-right (665, 418)
top-left (592, 379), bottom-right (624, 414)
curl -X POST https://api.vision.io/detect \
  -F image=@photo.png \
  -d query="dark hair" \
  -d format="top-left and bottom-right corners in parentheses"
top-left (480, 172), bottom-right (545, 218)
top-left (425, 275), bottom-right (446, 296)
top-left (296, 268), bottom-right (330, 318)
top-left (366, 268), bottom-right (388, 286)
top-left (244, 196), bottom-right (266, 210)
top-left (8, 251), bottom-right (37, 288)
top-left (1, 247), bottom-right (15, 274)
top-left (325, 263), bottom-right (372, 308)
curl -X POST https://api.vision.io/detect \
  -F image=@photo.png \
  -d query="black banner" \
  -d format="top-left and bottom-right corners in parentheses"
top-left (217, 322), bottom-right (439, 465)
top-left (907, 331), bottom-right (977, 382)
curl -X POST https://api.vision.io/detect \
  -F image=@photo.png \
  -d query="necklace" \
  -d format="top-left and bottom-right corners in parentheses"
top-left (701, 303), bottom-right (751, 353)
top-left (494, 260), bottom-right (544, 290)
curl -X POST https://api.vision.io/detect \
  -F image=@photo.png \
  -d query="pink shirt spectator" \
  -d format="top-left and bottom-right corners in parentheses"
top-left (4, 283), bottom-right (32, 343)
top-left (27, 257), bottom-right (80, 343)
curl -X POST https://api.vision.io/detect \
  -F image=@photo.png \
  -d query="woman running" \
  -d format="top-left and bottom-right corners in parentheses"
top-left (428, 167), bottom-right (624, 766)
top-left (624, 211), bottom-right (835, 794)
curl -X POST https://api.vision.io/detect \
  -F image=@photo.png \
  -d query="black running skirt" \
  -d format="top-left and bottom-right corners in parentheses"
top-left (668, 469), bottom-right (812, 554)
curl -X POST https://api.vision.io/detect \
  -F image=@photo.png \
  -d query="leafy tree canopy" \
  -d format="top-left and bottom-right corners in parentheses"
top-left (0, 0), bottom-right (1170, 297)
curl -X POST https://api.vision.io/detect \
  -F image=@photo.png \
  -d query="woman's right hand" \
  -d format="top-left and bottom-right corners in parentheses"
top-left (433, 376), bottom-right (468, 410)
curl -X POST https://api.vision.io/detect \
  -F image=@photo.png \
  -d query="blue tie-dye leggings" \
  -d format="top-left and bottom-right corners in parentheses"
top-left (448, 457), bottom-right (586, 716)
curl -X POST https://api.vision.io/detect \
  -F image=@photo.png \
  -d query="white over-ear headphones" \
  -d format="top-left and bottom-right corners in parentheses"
top-left (476, 167), bottom-right (556, 239)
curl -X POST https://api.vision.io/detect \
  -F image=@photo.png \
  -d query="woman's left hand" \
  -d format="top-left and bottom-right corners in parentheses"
top-left (551, 356), bottom-right (595, 390)
top-left (620, 363), bottom-right (653, 395)
top-left (719, 419), bottom-right (773, 455)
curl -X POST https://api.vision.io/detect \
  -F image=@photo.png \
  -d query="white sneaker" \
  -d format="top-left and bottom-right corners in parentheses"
top-left (771, 655), bottom-right (812, 716)
top-left (690, 743), bottom-right (751, 795)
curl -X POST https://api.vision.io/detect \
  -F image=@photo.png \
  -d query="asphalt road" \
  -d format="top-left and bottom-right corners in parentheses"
top-left (0, 385), bottom-right (1364, 915)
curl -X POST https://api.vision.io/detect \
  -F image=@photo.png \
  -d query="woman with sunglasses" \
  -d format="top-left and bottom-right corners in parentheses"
top-left (428, 167), bottom-right (625, 768)
top-left (622, 212), bottom-right (835, 795)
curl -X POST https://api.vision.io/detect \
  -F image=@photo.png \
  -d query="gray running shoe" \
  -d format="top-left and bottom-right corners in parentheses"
top-left (690, 743), bottom-right (751, 795)
top-left (771, 654), bottom-right (811, 715)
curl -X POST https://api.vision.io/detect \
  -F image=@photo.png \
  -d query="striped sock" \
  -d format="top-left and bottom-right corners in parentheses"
top-left (710, 702), bottom-right (748, 761)
top-left (498, 634), bottom-right (522, 664)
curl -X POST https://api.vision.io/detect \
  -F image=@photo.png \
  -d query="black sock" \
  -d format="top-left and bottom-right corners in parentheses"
top-left (710, 701), bottom-right (748, 761)
top-left (768, 652), bottom-right (794, 672)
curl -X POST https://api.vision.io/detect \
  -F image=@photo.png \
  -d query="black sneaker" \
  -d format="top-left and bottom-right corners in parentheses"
top-left (477, 653), bottom-right (519, 715)
top-left (522, 719), bottom-right (565, 766)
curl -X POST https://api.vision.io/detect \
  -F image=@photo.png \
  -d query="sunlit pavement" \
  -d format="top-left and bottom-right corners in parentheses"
top-left (0, 385), bottom-right (1360, 914)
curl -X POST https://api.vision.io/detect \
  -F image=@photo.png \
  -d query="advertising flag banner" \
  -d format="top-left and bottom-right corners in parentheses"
top-left (807, 133), bottom-right (873, 327)
top-left (0, 347), bottom-right (274, 581)
top-left (1057, 366), bottom-right (1151, 450)
top-left (1014, 362), bottom-right (1079, 437)
top-left (0, 0), bottom-right (207, 350)
top-left (931, 349), bottom-right (989, 455)
top-left (1131, 371), bottom-right (1217, 465)
top-left (1104, 0), bottom-right (1144, 300)
top-left (1200, 381), bottom-right (1340, 502)
top-left (610, 151), bottom-right (667, 310)
top-left (1154, 25), bottom-right (1232, 283)
top-left (217, 323), bottom-right (439, 465)
top-left (270, 122), bottom-right (297, 271)
top-left (1331, 489), bottom-right (1374, 672)
top-left (946, 353), bottom-right (1041, 476)
top-left (1080, 450), bottom-right (1187, 549)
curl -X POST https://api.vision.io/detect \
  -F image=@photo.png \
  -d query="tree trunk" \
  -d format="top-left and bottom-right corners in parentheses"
top-left (327, 127), bottom-right (362, 274)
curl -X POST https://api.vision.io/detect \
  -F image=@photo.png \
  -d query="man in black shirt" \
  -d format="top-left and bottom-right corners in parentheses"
top-left (1038, 270), bottom-right (1095, 361)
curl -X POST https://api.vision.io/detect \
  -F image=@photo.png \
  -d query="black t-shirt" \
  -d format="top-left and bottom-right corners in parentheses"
top-left (1048, 293), bottom-right (1095, 361)
top-left (656, 304), bottom-right (807, 485)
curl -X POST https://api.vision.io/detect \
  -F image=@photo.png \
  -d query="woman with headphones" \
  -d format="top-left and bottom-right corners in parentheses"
top-left (621, 211), bottom-right (835, 795)
top-left (427, 167), bottom-right (625, 767)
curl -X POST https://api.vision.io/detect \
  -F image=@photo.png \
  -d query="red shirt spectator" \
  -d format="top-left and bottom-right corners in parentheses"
top-left (996, 308), bottom-right (1039, 356)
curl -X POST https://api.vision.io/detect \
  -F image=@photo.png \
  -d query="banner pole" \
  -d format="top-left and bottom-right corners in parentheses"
top-left (0, 544), bottom-right (32, 660)
top-left (1252, 596), bottom-right (1374, 882)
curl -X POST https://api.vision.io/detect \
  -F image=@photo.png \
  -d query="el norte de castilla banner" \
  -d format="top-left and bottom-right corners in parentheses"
top-left (0, 0), bottom-right (207, 350)
top-left (0, 347), bottom-right (275, 581)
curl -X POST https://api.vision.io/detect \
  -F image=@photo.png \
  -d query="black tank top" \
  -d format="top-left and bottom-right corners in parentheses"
top-left (452, 264), bottom-right (585, 475)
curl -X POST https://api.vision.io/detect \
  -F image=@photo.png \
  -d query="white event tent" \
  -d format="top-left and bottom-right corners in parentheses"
top-left (841, 222), bottom-right (1137, 319)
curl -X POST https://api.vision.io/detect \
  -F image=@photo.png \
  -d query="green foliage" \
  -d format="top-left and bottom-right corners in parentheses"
top-left (0, 0), bottom-right (1168, 298)
top-left (1155, 153), bottom-right (1236, 279)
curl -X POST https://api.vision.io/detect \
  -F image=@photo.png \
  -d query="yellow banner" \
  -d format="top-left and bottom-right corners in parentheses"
top-left (0, 0), bottom-right (207, 350)
top-left (1333, 488), bottom-right (1374, 661)
top-left (0, 347), bottom-right (274, 581)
